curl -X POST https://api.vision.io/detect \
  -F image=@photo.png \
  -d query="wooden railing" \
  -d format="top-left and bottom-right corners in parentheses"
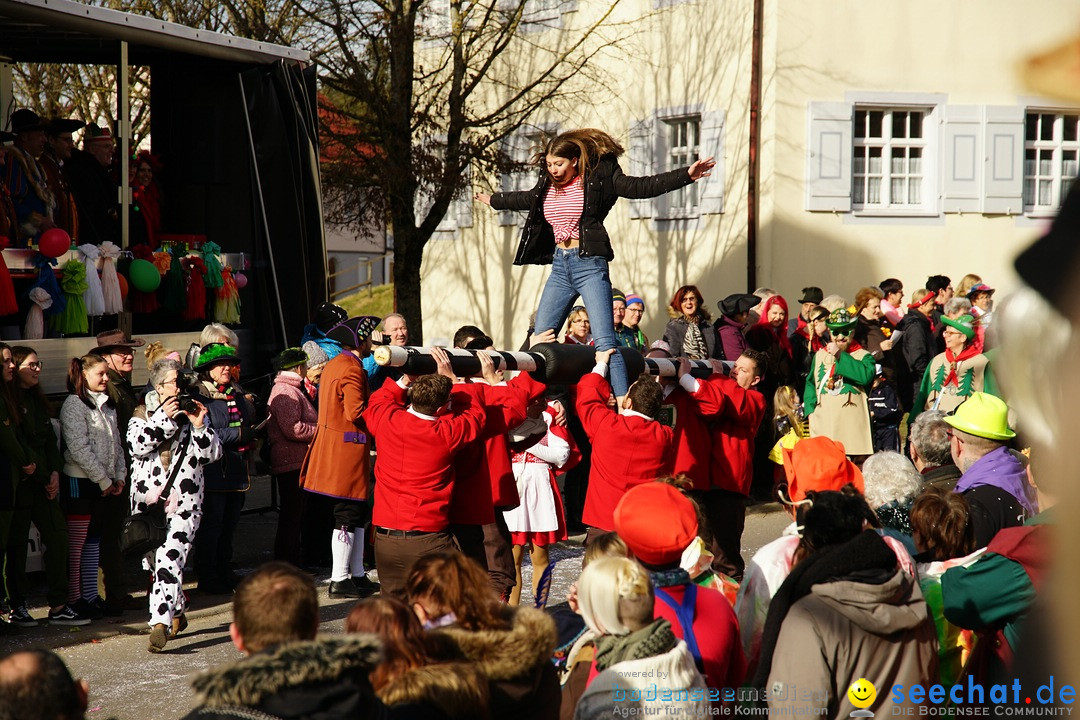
top-left (329, 252), bottom-right (392, 301)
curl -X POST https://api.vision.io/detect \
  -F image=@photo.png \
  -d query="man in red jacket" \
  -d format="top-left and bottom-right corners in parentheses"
top-left (698, 349), bottom-right (767, 580)
top-left (363, 347), bottom-right (486, 598)
top-left (575, 348), bottom-right (674, 542)
top-left (447, 331), bottom-right (546, 599)
top-left (647, 347), bottom-right (727, 490)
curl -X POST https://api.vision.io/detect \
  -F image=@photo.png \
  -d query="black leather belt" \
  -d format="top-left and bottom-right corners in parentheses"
top-left (374, 527), bottom-right (428, 537)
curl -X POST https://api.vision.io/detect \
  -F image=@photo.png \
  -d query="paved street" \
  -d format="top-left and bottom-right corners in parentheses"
top-left (0, 478), bottom-right (792, 720)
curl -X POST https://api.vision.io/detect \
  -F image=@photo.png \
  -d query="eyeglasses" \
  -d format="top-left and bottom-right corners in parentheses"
top-left (22, 361), bottom-right (42, 370)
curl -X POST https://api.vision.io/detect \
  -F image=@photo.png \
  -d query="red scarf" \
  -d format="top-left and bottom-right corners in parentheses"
top-left (943, 345), bottom-right (981, 387)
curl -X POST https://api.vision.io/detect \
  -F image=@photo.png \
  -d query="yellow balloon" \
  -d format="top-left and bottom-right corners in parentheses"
top-left (848, 678), bottom-right (877, 709)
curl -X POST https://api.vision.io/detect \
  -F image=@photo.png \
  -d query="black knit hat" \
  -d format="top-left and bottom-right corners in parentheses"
top-left (314, 302), bottom-right (348, 333)
top-left (326, 316), bottom-right (380, 349)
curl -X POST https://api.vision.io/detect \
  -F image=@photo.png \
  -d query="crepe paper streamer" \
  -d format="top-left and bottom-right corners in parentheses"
top-left (214, 266), bottom-right (241, 324)
top-left (99, 241), bottom-right (123, 314)
top-left (24, 286), bottom-right (52, 339)
top-left (51, 258), bottom-right (89, 335)
top-left (201, 240), bottom-right (224, 289)
top-left (0, 233), bottom-right (17, 316)
top-left (161, 244), bottom-right (186, 315)
top-left (77, 243), bottom-right (106, 316)
top-left (32, 254), bottom-right (65, 318)
top-left (182, 255), bottom-right (207, 322)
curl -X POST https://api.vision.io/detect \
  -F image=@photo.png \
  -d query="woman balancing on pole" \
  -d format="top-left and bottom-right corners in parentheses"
top-left (475, 128), bottom-right (714, 398)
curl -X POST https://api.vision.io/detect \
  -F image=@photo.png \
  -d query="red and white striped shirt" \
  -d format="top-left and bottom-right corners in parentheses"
top-left (544, 176), bottom-right (584, 244)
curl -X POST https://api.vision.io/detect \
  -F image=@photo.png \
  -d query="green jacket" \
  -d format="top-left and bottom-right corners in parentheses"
top-left (803, 348), bottom-right (875, 415)
top-left (941, 511), bottom-right (1052, 660)
top-left (910, 350), bottom-right (998, 425)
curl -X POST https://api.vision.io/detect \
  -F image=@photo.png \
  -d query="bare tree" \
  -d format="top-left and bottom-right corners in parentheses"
top-left (311, 0), bottom-right (633, 342)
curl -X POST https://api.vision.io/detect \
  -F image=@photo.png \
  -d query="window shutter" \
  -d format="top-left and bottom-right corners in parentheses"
top-left (805, 102), bottom-right (852, 212)
top-left (982, 106), bottom-right (1025, 215)
top-left (697, 110), bottom-right (725, 215)
top-left (941, 105), bottom-right (982, 214)
top-left (628, 117), bottom-right (655, 218)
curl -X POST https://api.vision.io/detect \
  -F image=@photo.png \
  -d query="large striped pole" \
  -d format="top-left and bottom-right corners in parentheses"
top-left (372, 343), bottom-right (721, 383)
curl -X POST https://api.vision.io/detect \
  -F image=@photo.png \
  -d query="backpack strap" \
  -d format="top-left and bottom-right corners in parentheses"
top-left (654, 584), bottom-right (703, 673)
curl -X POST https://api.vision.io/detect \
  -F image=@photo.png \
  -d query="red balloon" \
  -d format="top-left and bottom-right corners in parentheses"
top-left (38, 228), bottom-right (71, 258)
top-left (117, 273), bottom-right (128, 300)
top-left (234, 272), bottom-right (248, 289)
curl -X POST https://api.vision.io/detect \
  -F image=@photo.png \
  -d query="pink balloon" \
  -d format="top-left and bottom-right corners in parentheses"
top-left (234, 272), bottom-right (248, 289)
top-left (38, 228), bottom-right (71, 258)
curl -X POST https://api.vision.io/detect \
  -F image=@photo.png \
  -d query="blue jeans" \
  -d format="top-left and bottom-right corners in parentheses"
top-left (534, 248), bottom-right (629, 396)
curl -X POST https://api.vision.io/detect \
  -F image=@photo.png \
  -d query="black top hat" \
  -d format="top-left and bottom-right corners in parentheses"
top-left (326, 316), bottom-right (380, 349)
top-left (46, 118), bottom-right (86, 136)
top-left (719, 293), bottom-right (758, 317)
top-left (10, 109), bottom-right (44, 134)
top-left (798, 287), bottom-right (824, 305)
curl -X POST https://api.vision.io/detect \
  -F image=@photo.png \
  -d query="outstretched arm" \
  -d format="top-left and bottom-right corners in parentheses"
top-left (611, 156), bottom-right (714, 199)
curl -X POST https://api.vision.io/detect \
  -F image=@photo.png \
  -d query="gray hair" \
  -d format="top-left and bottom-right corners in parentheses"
top-left (861, 451), bottom-right (922, 509)
top-left (944, 297), bottom-right (972, 317)
top-left (752, 287), bottom-right (776, 300)
top-left (820, 294), bottom-right (848, 313)
top-left (909, 410), bottom-right (952, 467)
top-left (200, 323), bottom-right (238, 348)
top-left (382, 312), bottom-right (406, 326)
top-left (149, 358), bottom-right (183, 389)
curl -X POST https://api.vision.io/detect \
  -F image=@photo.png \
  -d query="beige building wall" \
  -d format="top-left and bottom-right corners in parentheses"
top-left (421, 0), bottom-right (754, 348)
top-left (761, 0), bottom-right (1080, 305)
top-left (420, 0), bottom-right (1079, 348)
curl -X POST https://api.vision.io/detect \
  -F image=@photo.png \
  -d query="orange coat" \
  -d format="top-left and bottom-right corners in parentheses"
top-left (299, 352), bottom-right (370, 501)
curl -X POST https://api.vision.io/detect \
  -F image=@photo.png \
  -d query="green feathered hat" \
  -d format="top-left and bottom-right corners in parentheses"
top-left (194, 342), bottom-right (238, 371)
top-left (826, 308), bottom-right (857, 335)
top-left (274, 347), bottom-right (308, 371)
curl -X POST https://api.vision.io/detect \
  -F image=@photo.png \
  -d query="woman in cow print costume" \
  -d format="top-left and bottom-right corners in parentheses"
top-left (128, 357), bottom-right (222, 652)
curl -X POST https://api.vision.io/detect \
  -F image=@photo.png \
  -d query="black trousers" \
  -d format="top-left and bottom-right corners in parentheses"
top-left (194, 491), bottom-right (245, 586)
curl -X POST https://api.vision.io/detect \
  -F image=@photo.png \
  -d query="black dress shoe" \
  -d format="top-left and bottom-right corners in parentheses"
top-left (352, 575), bottom-right (381, 594)
top-left (328, 578), bottom-right (374, 599)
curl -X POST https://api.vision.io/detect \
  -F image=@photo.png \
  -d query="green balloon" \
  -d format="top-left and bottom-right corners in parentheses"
top-left (129, 258), bottom-right (161, 292)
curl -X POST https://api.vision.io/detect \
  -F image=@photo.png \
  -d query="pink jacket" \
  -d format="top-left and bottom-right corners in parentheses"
top-left (267, 371), bottom-right (318, 474)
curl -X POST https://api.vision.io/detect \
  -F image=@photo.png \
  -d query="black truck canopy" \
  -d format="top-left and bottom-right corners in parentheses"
top-left (0, 0), bottom-right (327, 370)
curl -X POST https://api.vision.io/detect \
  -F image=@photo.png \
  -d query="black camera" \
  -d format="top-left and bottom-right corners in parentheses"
top-left (176, 369), bottom-right (200, 415)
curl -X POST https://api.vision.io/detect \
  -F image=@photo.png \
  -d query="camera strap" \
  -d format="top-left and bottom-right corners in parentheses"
top-left (158, 427), bottom-right (193, 503)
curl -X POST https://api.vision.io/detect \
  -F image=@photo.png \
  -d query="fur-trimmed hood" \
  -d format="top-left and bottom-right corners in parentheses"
top-left (429, 606), bottom-right (556, 681)
top-left (380, 661), bottom-right (489, 719)
top-left (190, 635), bottom-right (383, 711)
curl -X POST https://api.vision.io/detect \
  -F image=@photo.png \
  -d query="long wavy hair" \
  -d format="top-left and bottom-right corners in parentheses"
top-left (406, 552), bottom-right (509, 632)
top-left (346, 597), bottom-right (433, 694)
top-left (534, 128), bottom-right (625, 182)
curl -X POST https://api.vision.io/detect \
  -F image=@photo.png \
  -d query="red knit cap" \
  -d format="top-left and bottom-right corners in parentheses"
top-left (782, 436), bottom-right (864, 502)
top-left (614, 482), bottom-right (699, 566)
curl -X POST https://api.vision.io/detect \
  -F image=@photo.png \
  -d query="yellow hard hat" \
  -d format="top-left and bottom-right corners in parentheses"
top-left (944, 392), bottom-right (1015, 441)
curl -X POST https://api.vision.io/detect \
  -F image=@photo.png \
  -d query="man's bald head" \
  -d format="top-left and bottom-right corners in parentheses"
top-left (0, 650), bottom-right (87, 720)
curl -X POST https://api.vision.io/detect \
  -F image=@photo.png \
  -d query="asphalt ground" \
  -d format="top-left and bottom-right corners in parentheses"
top-left (0, 477), bottom-right (792, 719)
